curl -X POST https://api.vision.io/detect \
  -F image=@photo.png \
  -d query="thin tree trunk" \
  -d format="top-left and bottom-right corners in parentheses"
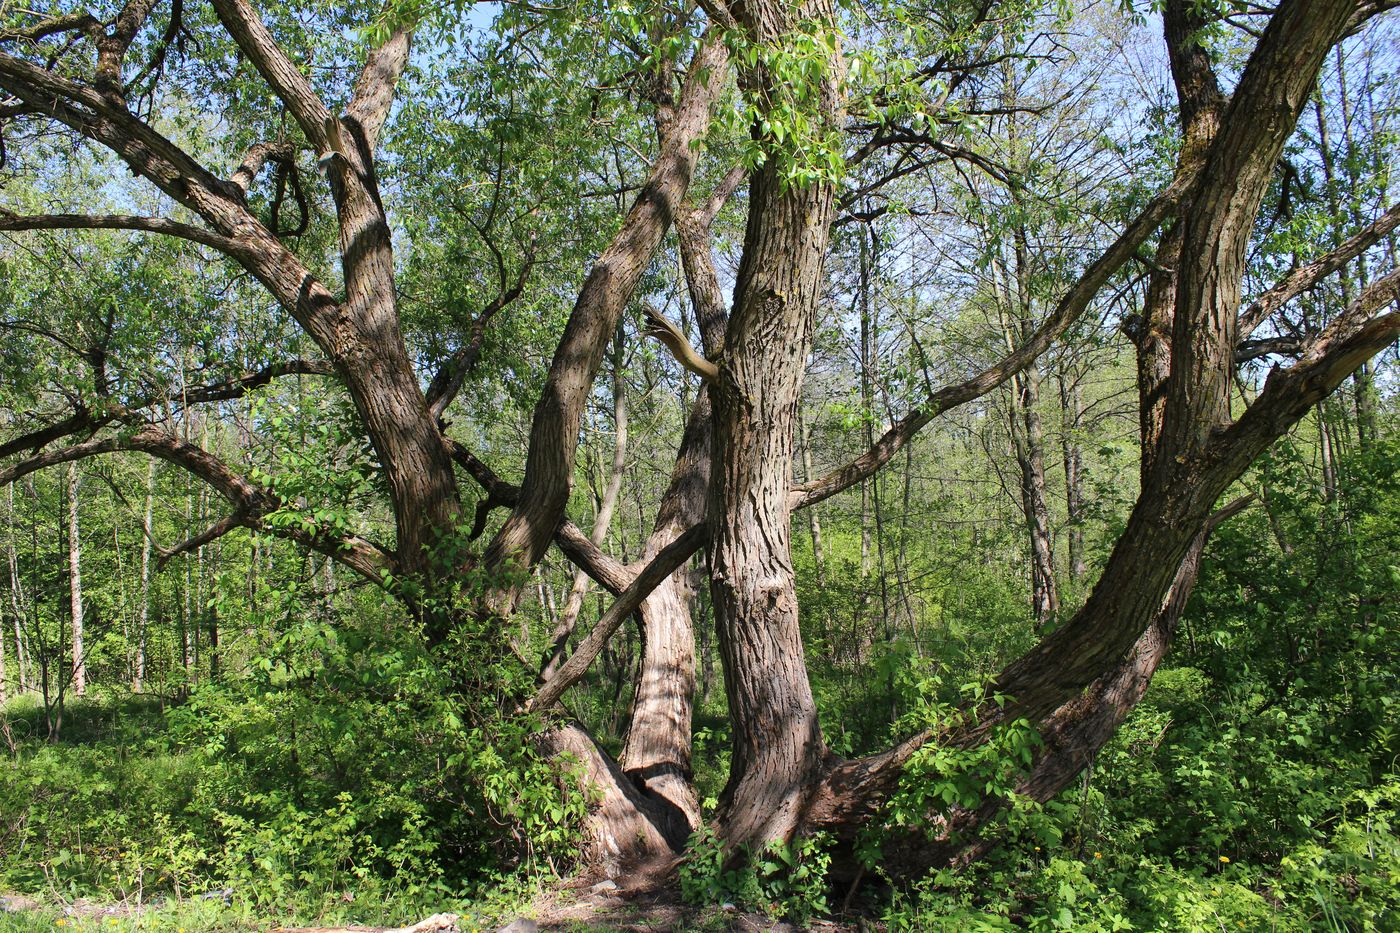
top-left (1009, 364), bottom-right (1060, 628)
top-left (209, 536), bottom-right (221, 681)
top-left (136, 459), bottom-right (153, 691)
top-left (195, 483), bottom-right (207, 681)
top-left (798, 412), bottom-right (832, 659)
top-left (6, 484), bottom-right (30, 692)
top-left (67, 463), bottom-right (85, 696)
top-left (543, 328), bottom-right (629, 679)
top-left (798, 414), bottom-right (827, 589)
top-left (994, 247), bottom-right (1060, 628)
top-left (1057, 366), bottom-right (1088, 580)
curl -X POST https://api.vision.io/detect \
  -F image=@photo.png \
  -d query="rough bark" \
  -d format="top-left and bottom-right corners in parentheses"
top-left (612, 163), bottom-right (742, 838)
top-left (803, 0), bottom-right (1375, 866)
top-left (483, 36), bottom-right (729, 608)
top-left (707, 0), bottom-right (845, 852)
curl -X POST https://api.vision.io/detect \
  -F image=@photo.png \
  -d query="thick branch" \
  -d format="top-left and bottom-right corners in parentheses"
top-left (643, 303), bottom-right (719, 382)
top-left (208, 0), bottom-right (332, 149)
top-left (795, 172), bottom-right (1195, 510)
top-left (0, 209), bottom-right (238, 251)
top-left (230, 140), bottom-right (295, 194)
top-left (0, 12), bottom-right (102, 44)
top-left (96, 0), bottom-right (159, 95)
top-left (1239, 201), bottom-right (1400, 336)
top-left (524, 523), bottom-right (706, 713)
top-left (1227, 276), bottom-right (1400, 451)
top-left (0, 48), bottom-right (345, 341)
top-left (483, 33), bottom-right (729, 591)
top-left (1235, 336), bottom-right (1302, 363)
top-left (0, 426), bottom-right (395, 582)
top-left (552, 520), bottom-right (633, 596)
top-left (344, 26), bottom-right (411, 154)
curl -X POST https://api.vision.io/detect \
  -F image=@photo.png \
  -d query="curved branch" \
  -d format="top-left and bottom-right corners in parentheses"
top-left (0, 47), bottom-right (345, 342)
top-left (483, 32), bottom-right (729, 590)
top-left (1239, 201), bottom-right (1400, 337)
top-left (156, 511), bottom-right (243, 567)
top-left (0, 12), bottom-right (102, 44)
top-left (524, 523), bottom-right (706, 714)
top-left (0, 425), bottom-right (395, 583)
top-left (230, 140), bottom-right (295, 195)
top-left (0, 359), bottom-right (334, 460)
top-left (643, 302), bottom-right (719, 382)
top-left (1225, 273), bottom-right (1400, 454)
top-left (425, 244), bottom-right (536, 420)
top-left (0, 209), bottom-right (239, 251)
top-left (795, 171), bottom-right (1196, 510)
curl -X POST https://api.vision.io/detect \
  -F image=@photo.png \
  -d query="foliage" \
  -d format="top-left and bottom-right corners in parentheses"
top-left (874, 427), bottom-right (1400, 930)
top-left (0, 589), bottom-right (586, 919)
top-left (679, 824), bottom-right (833, 923)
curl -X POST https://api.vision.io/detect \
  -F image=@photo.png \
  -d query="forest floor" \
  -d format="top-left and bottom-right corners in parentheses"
top-left (2, 883), bottom-right (863, 932)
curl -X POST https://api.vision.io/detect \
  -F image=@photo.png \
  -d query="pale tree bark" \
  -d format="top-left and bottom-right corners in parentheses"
top-left (136, 458), bottom-right (154, 691)
top-left (67, 463), bottom-right (85, 697)
top-left (612, 163), bottom-right (745, 839)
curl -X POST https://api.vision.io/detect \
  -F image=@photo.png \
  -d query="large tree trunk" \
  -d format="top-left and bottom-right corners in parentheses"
top-left (482, 37), bottom-right (729, 613)
top-left (613, 173), bottom-right (742, 841)
top-left (803, 0), bottom-right (1367, 867)
top-left (619, 401), bottom-right (709, 839)
top-left (708, 0), bottom-right (845, 852)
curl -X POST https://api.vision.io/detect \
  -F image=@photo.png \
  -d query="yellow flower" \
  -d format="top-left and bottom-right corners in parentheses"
top-left (1219, 855), bottom-right (1231, 863)
top-left (1034, 846), bottom-right (1040, 851)
top-left (1093, 852), bottom-right (1102, 859)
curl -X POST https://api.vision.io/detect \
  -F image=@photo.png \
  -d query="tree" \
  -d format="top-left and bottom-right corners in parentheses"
top-left (1, 0), bottom-right (1397, 880)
